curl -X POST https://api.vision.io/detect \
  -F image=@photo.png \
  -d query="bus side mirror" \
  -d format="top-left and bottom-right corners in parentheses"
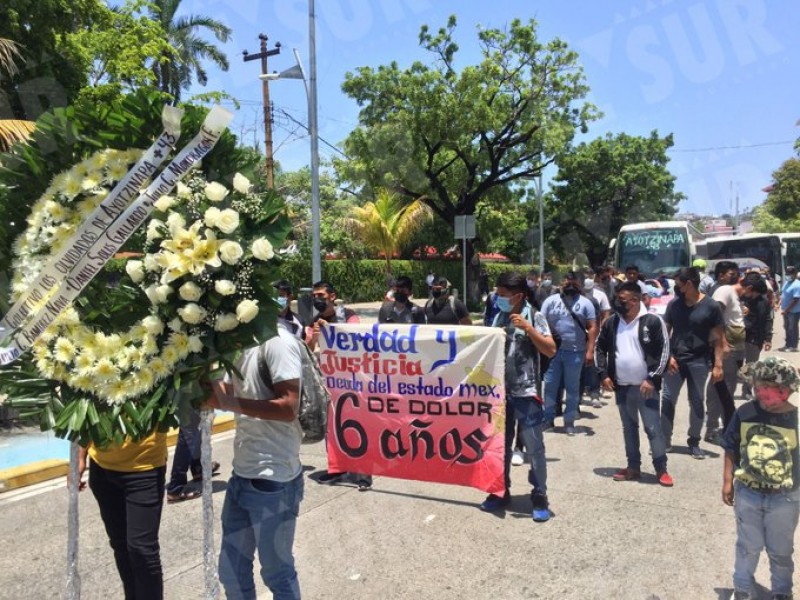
top-left (608, 239), bottom-right (616, 250)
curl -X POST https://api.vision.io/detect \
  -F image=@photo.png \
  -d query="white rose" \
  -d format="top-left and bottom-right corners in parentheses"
top-left (155, 284), bottom-right (173, 304)
top-left (204, 207), bottom-right (221, 228)
top-left (214, 279), bottom-right (237, 296)
top-left (146, 219), bottom-right (164, 241)
top-left (188, 335), bottom-right (204, 353)
top-left (176, 182), bottom-right (191, 198)
top-left (233, 173), bottom-right (252, 194)
top-left (168, 317), bottom-right (184, 332)
top-left (166, 212), bottom-right (185, 235)
top-left (144, 254), bottom-right (161, 272)
top-left (142, 316), bottom-right (165, 335)
top-left (125, 260), bottom-right (145, 283)
top-left (154, 195), bottom-right (175, 212)
top-left (144, 284), bottom-right (160, 305)
top-left (236, 299), bottom-right (260, 323)
top-left (216, 209), bottom-right (240, 234)
top-left (177, 302), bottom-right (207, 325)
top-left (219, 240), bottom-right (243, 265)
top-left (214, 313), bottom-right (239, 332)
top-left (205, 182), bottom-right (229, 202)
top-left (251, 238), bottom-right (274, 261)
top-left (179, 281), bottom-right (203, 301)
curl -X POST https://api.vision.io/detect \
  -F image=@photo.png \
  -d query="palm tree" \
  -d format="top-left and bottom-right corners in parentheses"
top-left (339, 189), bottom-right (433, 273)
top-left (148, 0), bottom-right (232, 101)
top-left (0, 38), bottom-right (34, 152)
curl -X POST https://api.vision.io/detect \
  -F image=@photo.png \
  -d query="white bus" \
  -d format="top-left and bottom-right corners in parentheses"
top-left (608, 221), bottom-right (694, 278)
top-left (697, 233), bottom-right (785, 279)
top-left (780, 233), bottom-right (800, 271)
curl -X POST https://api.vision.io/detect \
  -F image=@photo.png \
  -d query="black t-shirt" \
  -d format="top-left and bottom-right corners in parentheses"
top-left (378, 301), bottom-right (425, 324)
top-left (424, 296), bottom-right (469, 325)
top-left (664, 295), bottom-right (723, 362)
top-left (721, 401), bottom-right (799, 492)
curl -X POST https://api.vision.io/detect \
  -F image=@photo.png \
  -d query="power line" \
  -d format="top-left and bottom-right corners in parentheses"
top-left (668, 140), bottom-right (795, 153)
top-left (277, 108), bottom-right (347, 157)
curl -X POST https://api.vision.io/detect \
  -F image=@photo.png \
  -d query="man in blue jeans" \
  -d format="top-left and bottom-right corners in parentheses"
top-left (595, 281), bottom-right (673, 486)
top-left (540, 271), bottom-right (598, 435)
top-left (479, 272), bottom-right (557, 520)
top-left (780, 265), bottom-right (800, 351)
top-left (206, 321), bottom-right (304, 600)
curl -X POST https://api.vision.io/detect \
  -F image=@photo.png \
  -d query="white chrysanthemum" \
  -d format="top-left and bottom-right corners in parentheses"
top-left (93, 358), bottom-right (119, 381)
top-left (219, 240), bottom-right (243, 265)
top-left (205, 181), bottom-right (229, 202)
top-left (107, 161), bottom-right (130, 182)
top-left (236, 299), bottom-right (259, 323)
top-left (179, 281), bottom-right (203, 302)
top-left (251, 238), bottom-right (274, 261)
top-left (104, 380), bottom-right (130, 405)
top-left (143, 336), bottom-right (160, 356)
top-left (74, 353), bottom-right (94, 372)
top-left (150, 357), bottom-right (171, 380)
top-left (154, 195), bottom-right (175, 212)
top-left (177, 303), bottom-right (207, 325)
top-left (136, 368), bottom-right (155, 391)
top-left (168, 317), bottom-right (184, 333)
top-left (214, 313), bottom-right (239, 332)
top-left (169, 332), bottom-right (191, 358)
top-left (125, 260), bottom-right (145, 283)
top-left (161, 345), bottom-right (179, 365)
top-left (215, 209), bottom-right (240, 234)
top-left (233, 173), bottom-right (252, 194)
top-left (45, 200), bottom-right (68, 222)
top-left (54, 337), bottom-right (76, 363)
top-left (214, 279), bottom-right (237, 296)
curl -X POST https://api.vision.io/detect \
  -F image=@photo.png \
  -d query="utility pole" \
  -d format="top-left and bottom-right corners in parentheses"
top-left (243, 34), bottom-right (280, 189)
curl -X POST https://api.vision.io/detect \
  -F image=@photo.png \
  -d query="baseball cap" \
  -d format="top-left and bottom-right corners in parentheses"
top-left (742, 356), bottom-right (800, 392)
top-left (273, 279), bottom-right (293, 294)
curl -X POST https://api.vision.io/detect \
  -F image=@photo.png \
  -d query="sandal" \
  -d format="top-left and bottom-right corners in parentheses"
top-left (191, 461), bottom-right (221, 483)
top-left (167, 486), bottom-right (202, 504)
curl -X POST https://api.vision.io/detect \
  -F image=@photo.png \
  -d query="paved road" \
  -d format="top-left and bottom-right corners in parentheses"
top-left (0, 306), bottom-right (798, 600)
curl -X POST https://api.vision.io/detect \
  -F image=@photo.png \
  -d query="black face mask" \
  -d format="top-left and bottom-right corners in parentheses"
top-left (431, 289), bottom-right (444, 299)
top-left (562, 285), bottom-right (579, 296)
top-left (674, 286), bottom-right (685, 300)
top-left (612, 299), bottom-right (628, 314)
top-left (313, 297), bottom-right (329, 312)
top-left (394, 292), bottom-right (408, 305)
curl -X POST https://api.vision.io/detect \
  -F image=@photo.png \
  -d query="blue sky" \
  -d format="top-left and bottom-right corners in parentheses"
top-left (184, 0), bottom-right (799, 217)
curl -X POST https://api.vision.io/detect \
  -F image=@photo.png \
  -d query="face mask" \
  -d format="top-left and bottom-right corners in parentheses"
top-left (612, 299), bottom-right (628, 315)
top-left (755, 385), bottom-right (790, 410)
top-left (431, 289), bottom-right (444, 299)
top-left (313, 297), bottom-right (329, 312)
top-left (674, 285), bottom-right (685, 299)
top-left (563, 285), bottom-right (579, 296)
top-left (527, 279), bottom-right (536, 289)
top-left (495, 296), bottom-right (513, 313)
top-left (276, 296), bottom-right (288, 309)
top-left (394, 292), bottom-right (408, 304)
top-left (542, 279), bottom-right (552, 287)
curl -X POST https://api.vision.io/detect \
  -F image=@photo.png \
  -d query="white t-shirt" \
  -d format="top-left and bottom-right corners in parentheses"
top-left (712, 285), bottom-right (745, 328)
top-left (591, 288), bottom-right (611, 313)
top-left (614, 306), bottom-right (649, 386)
top-left (226, 325), bottom-right (303, 482)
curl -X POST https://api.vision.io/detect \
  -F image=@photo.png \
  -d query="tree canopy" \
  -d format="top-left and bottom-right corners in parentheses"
top-left (547, 131), bottom-right (683, 267)
top-left (753, 157), bottom-right (800, 232)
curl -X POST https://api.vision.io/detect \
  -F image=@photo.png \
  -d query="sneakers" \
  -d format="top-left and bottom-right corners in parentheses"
top-left (772, 593), bottom-right (793, 600)
top-left (357, 481), bottom-right (372, 492)
top-left (732, 591), bottom-right (754, 600)
top-left (689, 445), bottom-right (707, 460)
top-left (531, 491), bottom-right (552, 522)
top-left (657, 471), bottom-right (674, 487)
top-left (704, 429), bottom-right (722, 446)
top-left (511, 450), bottom-right (524, 466)
top-left (565, 422), bottom-right (576, 436)
top-left (479, 492), bottom-right (510, 512)
top-left (591, 397), bottom-right (603, 408)
top-left (612, 468), bottom-right (641, 482)
top-left (317, 471), bottom-right (345, 484)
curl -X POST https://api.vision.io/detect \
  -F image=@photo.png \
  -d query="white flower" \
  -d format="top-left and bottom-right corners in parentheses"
top-left (147, 219), bottom-right (165, 241)
top-left (214, 279), bottom-right (237, 296)
top-left (205, 182), bottom-right (229, 202)
top-left (251, 238), bottom-right (274, 261)
top-left (236, 299), bottom-right (259, 323)
top-left (204, 207), bottom-right (221, 228)
top-left (142, 316), bottom-right (165, 335)
top-left (179, 281), bottom-right (203, 302)
top-left (176, 182), bottom-right (192, 198)
top-left (125, 260), bottom-right (145, 283)
top-left (144, 284), bottom-right (160, 305)
top-left (178, 302), bottom-right (207, 325)
top-left (214, 313), bottom-right (239, 332)
top-left (233, 173), bottom-right (252, 194)
top-left (154, 195), bottom-right (175, 212)
top-left (216, 209), bottom-right (240, 234)
top-left (155, 284), bottom-right (173, 304)
top-left (166, 212), bottom-right (186, 235)
top-left (168, 317), bottom-right (184, 332)
top-left (188, 335), bottom-right (204, 354)
top-left (219, 240), bottom-right (243, 265)
top-left (144, 254), bottom-right (161, 272)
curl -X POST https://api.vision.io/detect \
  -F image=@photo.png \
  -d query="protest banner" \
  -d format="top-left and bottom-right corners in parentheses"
top-left (319, 323), bottom-right (506, 495)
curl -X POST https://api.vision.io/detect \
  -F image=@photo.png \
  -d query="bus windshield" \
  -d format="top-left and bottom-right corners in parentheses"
top-left (704, 236), bottom-right (783, 276)
top-left (783, 236), bottom-right (800, 270)
top-left (617, 228), bottom-right (690, 277)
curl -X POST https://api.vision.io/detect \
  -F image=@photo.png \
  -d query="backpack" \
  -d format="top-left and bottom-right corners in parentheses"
top-left (258, 337), bottom-right (330, 444)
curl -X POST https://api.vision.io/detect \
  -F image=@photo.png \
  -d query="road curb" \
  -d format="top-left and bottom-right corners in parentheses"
top-left (0, 414), bottom-right (236, 493)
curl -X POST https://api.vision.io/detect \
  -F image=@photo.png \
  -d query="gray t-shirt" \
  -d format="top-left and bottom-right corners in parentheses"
top-left (540, 293), bottom-right (596, 352)
top-left (493, 303), bottom-right (551, 398)
top-left (225, 325), bottom-right (303, 482)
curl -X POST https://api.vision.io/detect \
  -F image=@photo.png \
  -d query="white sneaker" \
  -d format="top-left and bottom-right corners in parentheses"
top-left (511, 450), bottom-right (524, 466)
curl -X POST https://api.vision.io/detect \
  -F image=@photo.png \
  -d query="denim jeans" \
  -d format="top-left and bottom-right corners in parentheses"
top-left (784, 311), bottom-right (800, 349)
top-left (167, 410), bottom-right (201, 494)
top-left (741, 342), bottom-right (762, 396)
top-left (503, 396), bottom-right (547, 495)
top-left (219, 473), bottom-right (305, 600)
top-left (732, 481), bottom-right (800, 595)
top-left (581, 363), bottom-right (600, 398)
top-left (660, 357), bottom-right (709, 446)
top-left (89, 462), bottom-right (166, 600)
top-left (544, 349), bottom-right (583, 425)
top-left (615, 385), bottom-right (667, 473)
top-left (706, 350), bottom-right (742, 432)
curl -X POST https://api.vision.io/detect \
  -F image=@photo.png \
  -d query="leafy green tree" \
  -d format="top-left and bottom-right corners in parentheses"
top-left (547, 131), bottom-right (683, 267)
top-left (148, 0), bottom-right (231, 101)
top-left (336, 16), bottom-right (598, 298)
top-left (339, 189), bottom-right (433, 273)
top-left (753, 157), bottom-right (800, 232)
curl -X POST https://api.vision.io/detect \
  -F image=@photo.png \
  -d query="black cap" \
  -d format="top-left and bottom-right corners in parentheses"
top-left (273, 279), bottom-right (292, 294)
top-left (434, 276), bottom-right (450, 287)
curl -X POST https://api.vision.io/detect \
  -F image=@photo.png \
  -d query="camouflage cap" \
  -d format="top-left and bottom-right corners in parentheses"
top-left (742, 356), bottom-right (800, 392)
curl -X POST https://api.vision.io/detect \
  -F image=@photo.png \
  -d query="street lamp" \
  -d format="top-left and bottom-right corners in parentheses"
top-left (260, 47), bottom-right (321, 283)
top-left (522, 173), bottom-right (545, 273)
